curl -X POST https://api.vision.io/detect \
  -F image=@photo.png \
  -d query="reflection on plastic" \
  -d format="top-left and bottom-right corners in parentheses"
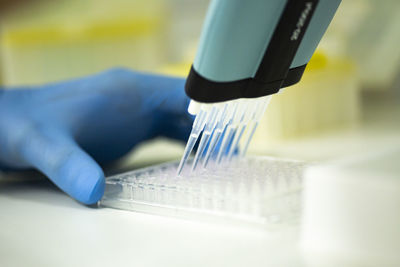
top-left (100, 156), bottom-right (305, 228)
top-left (177, 96), bottom-right (271, 175)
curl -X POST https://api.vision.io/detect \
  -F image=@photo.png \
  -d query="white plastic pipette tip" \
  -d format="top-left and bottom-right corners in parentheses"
top-left (180, 96), bottom-right (271, 173)
top-left (188, 100), bottom-right (202, 115)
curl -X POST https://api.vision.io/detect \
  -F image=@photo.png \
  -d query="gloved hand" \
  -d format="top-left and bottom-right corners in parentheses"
top-left (0, 68), bottom-right (193, 204)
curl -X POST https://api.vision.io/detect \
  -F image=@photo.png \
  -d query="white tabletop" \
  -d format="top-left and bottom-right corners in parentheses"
top-left (0, 179), bottom-right (303, 267)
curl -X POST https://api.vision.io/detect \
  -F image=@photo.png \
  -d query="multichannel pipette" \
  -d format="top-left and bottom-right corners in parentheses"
top-left (177, 0), bottom-right (342, 174)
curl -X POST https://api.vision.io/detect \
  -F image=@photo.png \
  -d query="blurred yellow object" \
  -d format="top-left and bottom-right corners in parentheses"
top-left (254, 50), bottom-right (360, 141)
top-left (161, 50), bottom-right (360, 142)
top-left (0, 0), bottom-right (169, 86)
top-left (159, 62), bottom-right (191, 77)
top-left (2, 19), bottom-right (161, 46)
top-left (303, 51), bottom-right (328, 71)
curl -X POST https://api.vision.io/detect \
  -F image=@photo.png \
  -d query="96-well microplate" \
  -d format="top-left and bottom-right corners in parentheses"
top-left (100, 156), bottom-right (305, 228)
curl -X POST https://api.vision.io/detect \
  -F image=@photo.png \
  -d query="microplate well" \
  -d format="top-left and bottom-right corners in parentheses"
top-left (100, 156), bottom-right (305, 228)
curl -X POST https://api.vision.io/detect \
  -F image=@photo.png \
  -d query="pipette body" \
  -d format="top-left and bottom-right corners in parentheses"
top-left (177, 0), bottom-right (342, 174)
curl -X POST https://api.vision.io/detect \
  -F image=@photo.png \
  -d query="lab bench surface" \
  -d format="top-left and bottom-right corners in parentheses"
top-left (0, 179), bottom-right (303, 267)
top-left (1, 90), bottom-right (399, 267)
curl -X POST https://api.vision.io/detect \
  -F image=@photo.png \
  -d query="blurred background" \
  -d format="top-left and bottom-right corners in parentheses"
top-left (1, 3), bottom-right (399, 266)
top-left (1, 0), bottom-right (399, 168)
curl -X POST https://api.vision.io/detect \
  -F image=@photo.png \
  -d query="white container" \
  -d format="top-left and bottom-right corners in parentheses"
top-left (301, 148), bottom-right (400, 267)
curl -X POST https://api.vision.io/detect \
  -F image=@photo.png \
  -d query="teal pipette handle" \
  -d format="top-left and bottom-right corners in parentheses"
top-left (185, 0), bottom-right (341, 103)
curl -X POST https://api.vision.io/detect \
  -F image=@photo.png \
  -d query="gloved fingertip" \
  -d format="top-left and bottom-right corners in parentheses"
top-left (85, 175), bottom-right (105, 205)
top-left (71, 166), bottom-right (105, 205)
top-left (16, 126), bottom-right (106, 205)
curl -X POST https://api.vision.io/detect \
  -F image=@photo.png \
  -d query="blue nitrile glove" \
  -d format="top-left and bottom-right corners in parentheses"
top-left (0, 68), bottom-right (194, 204)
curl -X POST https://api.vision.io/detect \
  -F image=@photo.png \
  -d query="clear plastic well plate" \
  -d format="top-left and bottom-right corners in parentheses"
top-left (100, 156), bottom-right (305, 228)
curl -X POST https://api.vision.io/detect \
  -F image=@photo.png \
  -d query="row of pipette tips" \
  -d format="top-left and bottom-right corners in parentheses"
top-left (177, 96), bottom-right (271, 175)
